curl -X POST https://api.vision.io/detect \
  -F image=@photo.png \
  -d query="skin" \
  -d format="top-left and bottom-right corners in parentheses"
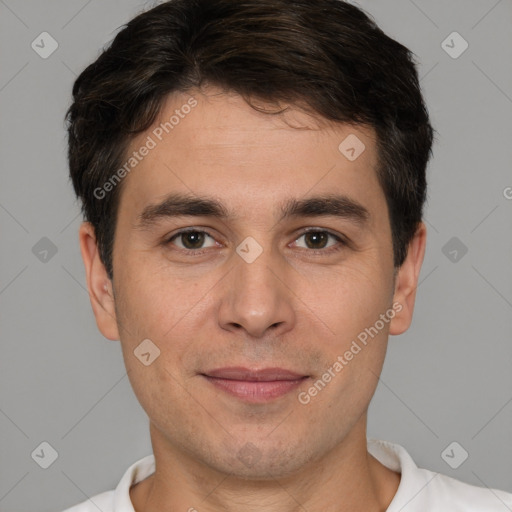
top-left (79, 85), bottom-right (426, 512)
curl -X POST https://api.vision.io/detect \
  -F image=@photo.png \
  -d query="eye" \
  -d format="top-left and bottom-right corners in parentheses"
top-left (167, 229), bottom-right (217, 251)
top-left (165, 227), bottom-right (347, 255)
top-left (292, 229), bottom-right (346, 253)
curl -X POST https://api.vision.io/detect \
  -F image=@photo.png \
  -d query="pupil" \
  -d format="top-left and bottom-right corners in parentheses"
top-left (183, 231), bottom-right (204, 249)
top-left (305, 232), bottom-right (327, 249)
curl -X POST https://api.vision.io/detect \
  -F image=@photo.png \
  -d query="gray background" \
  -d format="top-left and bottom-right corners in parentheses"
top-left (1, 0), bottom-right (511, 510)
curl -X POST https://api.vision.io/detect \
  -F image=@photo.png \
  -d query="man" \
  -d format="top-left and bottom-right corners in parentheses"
top-left (63, 0), bottom-right (512, 510)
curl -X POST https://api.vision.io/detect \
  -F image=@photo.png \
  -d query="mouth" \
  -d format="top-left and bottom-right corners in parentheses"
top-left (201, 367), bottom-right (310, 403)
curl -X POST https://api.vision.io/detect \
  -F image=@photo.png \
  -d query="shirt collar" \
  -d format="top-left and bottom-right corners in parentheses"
top-left (113, 454), bottom-right (155, 511)
top-left (112, 439), bottom-right (422, 511)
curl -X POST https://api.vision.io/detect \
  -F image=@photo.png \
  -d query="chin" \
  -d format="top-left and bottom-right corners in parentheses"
top-left (210, 438), bottom-right (316, 481)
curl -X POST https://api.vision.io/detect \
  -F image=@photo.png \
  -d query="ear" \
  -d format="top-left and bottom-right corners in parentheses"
top-left (79, 221), bottom-right (120, 341)
top-left (389, 222), bottom-right (427, 335)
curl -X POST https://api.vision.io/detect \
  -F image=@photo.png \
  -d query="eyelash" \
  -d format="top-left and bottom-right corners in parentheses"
top-left (164, 228), bottom-right (348, 256)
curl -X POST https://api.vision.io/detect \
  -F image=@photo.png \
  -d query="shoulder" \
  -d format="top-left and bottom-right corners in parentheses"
top-left (420, 468), bottom-right (512, 510)
top-left (368, 438), bottom-right (512, 511)
top-left (60, 454), bottom-right (155, 512)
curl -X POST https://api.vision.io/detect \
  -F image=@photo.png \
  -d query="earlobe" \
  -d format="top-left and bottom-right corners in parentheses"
top-left (78, 222), bottom-right (120, 341)
top-left (389, 222), bottom-right (427, 336)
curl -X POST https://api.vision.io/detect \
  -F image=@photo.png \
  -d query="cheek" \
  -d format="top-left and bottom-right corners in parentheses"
top-left (302, 259), bottom-right (393, 348)
top-left (297, 261), bottom-right (393, 406)
top-left (113, 257), bottom-right (216, 376)
top-left (306, 268), bottom-right (393, 419)
top-left (115, 252), bottom-right (199, 327)
top-left (112, 269), bottom-right (201, 420)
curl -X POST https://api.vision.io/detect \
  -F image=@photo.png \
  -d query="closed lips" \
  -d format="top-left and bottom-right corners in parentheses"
top-left (203, 367), bottom-right (308, 381)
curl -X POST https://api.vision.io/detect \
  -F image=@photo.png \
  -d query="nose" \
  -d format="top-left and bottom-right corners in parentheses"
top-left (217, 243), bottom-right (296, 339)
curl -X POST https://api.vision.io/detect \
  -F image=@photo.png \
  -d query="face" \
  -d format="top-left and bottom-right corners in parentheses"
top-left (81, 86), bottom-right (425, 479)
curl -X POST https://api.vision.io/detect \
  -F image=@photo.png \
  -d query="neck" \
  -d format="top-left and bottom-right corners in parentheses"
top-left (130, 418), bottom-right (400, 512)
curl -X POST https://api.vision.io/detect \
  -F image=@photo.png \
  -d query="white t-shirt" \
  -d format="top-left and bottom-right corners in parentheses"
top-left (62, 438), bottom-right (512, 511)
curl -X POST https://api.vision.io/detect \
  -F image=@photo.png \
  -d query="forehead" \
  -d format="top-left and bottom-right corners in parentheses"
top-left (116, 86), bottom-right (385, 224)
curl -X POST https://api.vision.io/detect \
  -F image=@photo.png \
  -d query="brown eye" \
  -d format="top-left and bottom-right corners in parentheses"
top-left (303, 231), bottom-right (329, 249)
top-left (294, 230), bottom-right (343, 252)
top-left (168, 230), bottom-right (216, 250)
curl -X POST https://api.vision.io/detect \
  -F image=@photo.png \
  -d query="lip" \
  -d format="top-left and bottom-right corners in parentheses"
top-left (202, 367), bottom-right (309, 403)
top-left (204, 367), bottom-right (307, 381)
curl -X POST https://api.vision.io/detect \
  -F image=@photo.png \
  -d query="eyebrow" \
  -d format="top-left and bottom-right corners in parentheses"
top-left (135, 192), bottom-right (370, 230)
